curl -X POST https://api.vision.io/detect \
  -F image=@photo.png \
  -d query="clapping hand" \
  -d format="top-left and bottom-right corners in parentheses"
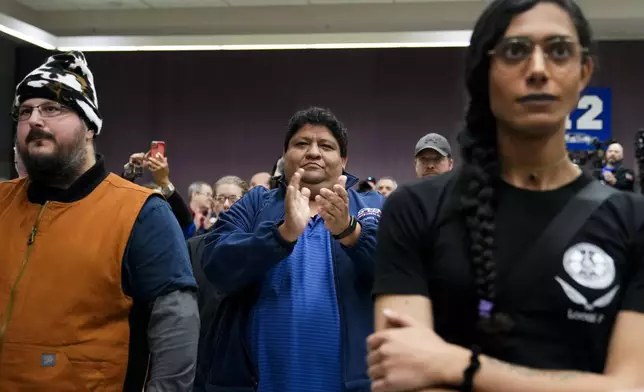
top-left (278, 169), bottom-right (312, 242)
top-left (316, 175), bottom-right (351, 235)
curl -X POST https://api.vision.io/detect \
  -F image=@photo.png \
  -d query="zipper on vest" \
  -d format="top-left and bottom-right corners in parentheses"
top-left (0, 202), bottom-right (48, 358)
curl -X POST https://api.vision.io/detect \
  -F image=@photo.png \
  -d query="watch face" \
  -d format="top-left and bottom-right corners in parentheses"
top-left (162, 184), bottom-right (175, 197)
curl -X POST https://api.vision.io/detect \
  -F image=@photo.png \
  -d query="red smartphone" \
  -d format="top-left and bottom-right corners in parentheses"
top-left (150, 141), bottom-right (165, 158)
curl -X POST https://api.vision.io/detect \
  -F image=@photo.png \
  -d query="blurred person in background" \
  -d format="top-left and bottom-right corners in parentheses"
top-left (122, 150), bottom-right (193, 235)
top-left (357, 176), bottom-right (377, 193)
top-left (189, 174), bottom-right (248, 390)
top-left (593, 142), bottom-right (634, 191)
top-left (250, 172), bottom-right (271, 190)
top-left (198, 107), bottom-right (384, 392)
top-left (376, 177), bottom-right (398, 198)
top-left (0, 51), bottom-right (198, 391)
top-left (186, 181), bottom-right (216, 237)
top-left (414, 133), bottom-right (454, 178)
top-left (213, 175), bottom-right (249, 217)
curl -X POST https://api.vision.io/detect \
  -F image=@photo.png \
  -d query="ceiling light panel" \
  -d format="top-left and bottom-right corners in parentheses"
top-left (143, 0), bottom-right (227, 7)
top-left (225, 0), bottom-right (308, 5)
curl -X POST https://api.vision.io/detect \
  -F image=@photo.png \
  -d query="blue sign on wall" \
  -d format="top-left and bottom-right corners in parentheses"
top-left (565, 87), bottom-right (612, 151)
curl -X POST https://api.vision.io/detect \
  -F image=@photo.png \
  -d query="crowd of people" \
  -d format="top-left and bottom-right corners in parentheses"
top-left (1, 0), bottom-right (644, 391)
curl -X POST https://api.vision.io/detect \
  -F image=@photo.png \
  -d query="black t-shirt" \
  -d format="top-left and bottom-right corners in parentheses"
top-left (373, 170), bottom-right (644, 373)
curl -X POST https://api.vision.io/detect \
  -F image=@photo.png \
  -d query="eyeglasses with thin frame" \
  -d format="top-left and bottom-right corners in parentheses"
top-left (12, 102), bottom-right (72, 122)
top-left (488, 36), bottom-right (589, 66)
top-left (215, 195), bottom-right (240, 204)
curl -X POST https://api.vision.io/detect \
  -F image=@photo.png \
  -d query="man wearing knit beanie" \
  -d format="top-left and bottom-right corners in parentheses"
top-left (0, 51), bottom-right (199, 391)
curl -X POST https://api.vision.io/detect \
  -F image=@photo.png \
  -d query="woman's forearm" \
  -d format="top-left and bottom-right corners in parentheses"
top-left (444, 346), bottom-right (622, 392)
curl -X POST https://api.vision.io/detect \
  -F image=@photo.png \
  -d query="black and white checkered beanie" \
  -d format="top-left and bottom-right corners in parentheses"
top-left (13, 51), bottom-right (103, 134)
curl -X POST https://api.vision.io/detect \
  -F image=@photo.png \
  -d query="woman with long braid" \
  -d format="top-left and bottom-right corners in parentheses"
top-left (368, 1), bottom-right (644, 391)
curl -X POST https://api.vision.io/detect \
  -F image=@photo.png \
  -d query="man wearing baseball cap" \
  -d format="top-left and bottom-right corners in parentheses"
top-left (0, 51), bottom-right (199, 391)
top-left (414, 132), bottom-right (454, 178)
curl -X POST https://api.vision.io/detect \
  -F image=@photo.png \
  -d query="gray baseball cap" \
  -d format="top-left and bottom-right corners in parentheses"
top-left (414, 133), bottom-right (451, 157)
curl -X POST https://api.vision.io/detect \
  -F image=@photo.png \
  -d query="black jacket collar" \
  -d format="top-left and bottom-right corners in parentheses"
top-left (27, 154), bottom-right (109, 204)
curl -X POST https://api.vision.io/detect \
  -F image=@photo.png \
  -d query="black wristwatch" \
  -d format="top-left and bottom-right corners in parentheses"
top-left (332, 216), bottom-right (358, 240)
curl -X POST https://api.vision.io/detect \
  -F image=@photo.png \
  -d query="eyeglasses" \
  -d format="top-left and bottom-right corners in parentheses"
top-left (12, 102), bottom-right (71, 122)
top-left (488, 36), bottom-right (588, 66)
top-left (215, 195), bottom-right (239, 204)
top-left (195, 190), bottom-right (213, 198)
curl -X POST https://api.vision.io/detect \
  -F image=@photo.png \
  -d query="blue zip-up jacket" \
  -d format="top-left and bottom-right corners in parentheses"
top-left (197, 173), bottom-right (383, 392)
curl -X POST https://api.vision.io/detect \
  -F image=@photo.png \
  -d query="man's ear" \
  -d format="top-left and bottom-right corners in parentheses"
top-left (85, 128), bottom-right (96, 141)
top-left (341, 156), bottom-right (348, 170)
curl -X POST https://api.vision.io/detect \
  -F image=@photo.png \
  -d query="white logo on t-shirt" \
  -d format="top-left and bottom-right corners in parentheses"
top-left (562, 242), bottom-right (615, 289)
top-left (557, 242), bottom-right (619, 324)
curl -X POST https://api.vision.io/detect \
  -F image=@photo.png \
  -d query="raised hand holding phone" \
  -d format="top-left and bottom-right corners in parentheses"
top-left (147, 153), bottom-right (170, 187)
top-left (278, 169), bottom-right (311, 243)
top-left (150, 141), bottom-right (165, 158)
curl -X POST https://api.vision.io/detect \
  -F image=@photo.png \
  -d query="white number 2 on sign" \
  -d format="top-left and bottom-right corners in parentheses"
top-left (566, 95), bottom-right (603, 131)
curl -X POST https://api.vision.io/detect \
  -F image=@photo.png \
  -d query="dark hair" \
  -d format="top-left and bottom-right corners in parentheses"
top-left (459, 0), bottom-right (592, 332)
top-left (284, 107), bottom-right (348, 157)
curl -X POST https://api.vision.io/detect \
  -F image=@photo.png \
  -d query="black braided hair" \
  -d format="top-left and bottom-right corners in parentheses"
top-left (459, 0), bottom-right (593, 333)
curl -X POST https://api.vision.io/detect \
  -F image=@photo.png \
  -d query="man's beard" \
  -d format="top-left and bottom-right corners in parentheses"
top-left (18, 126), bottom-right (88, 188)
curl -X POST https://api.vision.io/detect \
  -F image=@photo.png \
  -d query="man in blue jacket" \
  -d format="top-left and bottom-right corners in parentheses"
top-left (199, 107), bottom-right (384, 392)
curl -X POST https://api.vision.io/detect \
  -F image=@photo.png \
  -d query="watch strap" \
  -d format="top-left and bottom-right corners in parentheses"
top-left (161, 183), bottom-right (175, 198)
top-left (333, 215), bottom-right (358, 240)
